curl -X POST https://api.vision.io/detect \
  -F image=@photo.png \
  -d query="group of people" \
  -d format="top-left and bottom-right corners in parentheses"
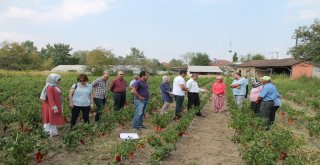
top-left (40, 70), bottom-right (279, 137)
top-left (230, 72), bottom-right (281, 129)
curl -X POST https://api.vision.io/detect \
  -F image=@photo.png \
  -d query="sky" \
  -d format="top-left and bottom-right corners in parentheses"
top-left (0, 0), bottom-right (319, 62)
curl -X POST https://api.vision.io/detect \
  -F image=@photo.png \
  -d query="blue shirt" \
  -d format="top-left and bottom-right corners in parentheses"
top-left (232, 78), bottom-right (246, 96)
top-left (259, 83), bottom-right (278, 101)
top-left (274, 93), bottom-right (282, 106)
top-left (72, 83), bottom-right (92, 106)
top-left (160, 83), bottom-right (173, 103)
top-left (133, 80), bottom-right (149, 99)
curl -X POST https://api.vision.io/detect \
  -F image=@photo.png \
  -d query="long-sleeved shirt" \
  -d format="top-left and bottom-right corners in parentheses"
top-left (92, 77), bottom-right (108, 99)
top-left (110, 78), bottom-right (127, 93)
top-left (160, 82), bottom-right (173, 103)
top-left (186, 78), bottom-right (204, 93)
top-left (249, 85), bottom-right (263, 102)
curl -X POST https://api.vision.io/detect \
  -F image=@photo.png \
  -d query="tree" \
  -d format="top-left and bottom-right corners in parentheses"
top-left (85, 48), bottom-right (116, 75)
top-left (290, 19), bottom-right (320, 62)
top-left (169, 58), bottom-right (184, 67)
top-left (180, 52), bottom-right (195, 65)
top-left (124, 47), bottom-right (146, 65)
top-left (232, 52), bottom-right (238, 62)
top-left (190, 52), bottom-right (210, 66)
top-left (40, 43), bottom-right (78, 66)
top-left (251, 53), bottom-right (265, 60)
top-left (73, 50), bottom-right (89, 65)
top-left (239, 54), bottom-right (252, 62)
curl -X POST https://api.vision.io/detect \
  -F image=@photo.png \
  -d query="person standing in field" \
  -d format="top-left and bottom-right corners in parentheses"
top-left (244, 76), bottom-right (249, 99)
top-left (256, 76), bottom-right (279, 129)
top-left (249, 81), bottom-right (263, 114)
top-left (230, 72), bottom-right (246, 110)
top-left (92, 71), bottom-right (110, 122)
top-left (186, 73), bottom-right (206, 116)
top-left (212, 76), bottom-right (226, 113)
top-left (172, 70), bottom-right (188, 119)
top-left (129, 75), bottom-right (139, 103)
top-left (132, 71), bottom-right (149, 131)
top-left (160, 76), bottom-right (173, 114)
top-left (40, 73), bottom-right (65, 137)
top-left (68, 74), bottom-right (93, 128)
top-left (109, 71), bottom-right (127, 111)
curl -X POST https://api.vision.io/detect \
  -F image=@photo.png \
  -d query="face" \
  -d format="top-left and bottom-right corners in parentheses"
top-left (102, 73), bottom-right (109, 81)
top-left (143, 73), bottom-right (149, 81)
top-left (193, 75), bottom-right (198, 80)
top-left (233, 73), bottom-right (239, 79)
top-left (261, 79), bottom-right (267, 85)
top-left (79, 77), bottom-right (86, 84)
top-left (216, 78), bottom-right (222, 82)
top-left (181, 73), bottom-right (186, 77)
top-left (57, 78), bottom-right (61, 85)
top-left (134, 76), bottom-right (139, 80)
top-left (118, 72), bottom-right (125, 79)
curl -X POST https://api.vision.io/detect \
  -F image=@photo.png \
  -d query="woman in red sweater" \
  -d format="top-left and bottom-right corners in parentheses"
top-left (40, 73), bottom-right (64, 137)
top-left (212, 76), bottom-right (226, 113)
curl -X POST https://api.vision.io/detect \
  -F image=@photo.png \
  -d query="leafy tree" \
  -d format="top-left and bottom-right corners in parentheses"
top-left (40, 43), bottom-right (78, 66)
top-left (85, 48), bottom-right (116, 75)
top-left (232, 52), bottom-right (238, 62)
top-left (169, 58), bottom-right (184, 67)
top-left (251, 53), bottom-right (266, 60)
top-left (290, 19), bottom-right (320, 62)
top-left (72, 50), bottom-right (89, 65)
top-left (190, 52), bottom-right (210, 66)
top-left (124, 47), bottom-right (146, 65)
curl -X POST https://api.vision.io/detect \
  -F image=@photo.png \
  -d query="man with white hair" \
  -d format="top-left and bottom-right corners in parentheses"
top-left (92, 71), bottom-right (110, 121)
top-left (186, 73), bottom-right (205, 116)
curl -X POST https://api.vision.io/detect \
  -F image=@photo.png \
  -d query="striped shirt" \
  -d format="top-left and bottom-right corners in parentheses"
top-left (92, 77), bottom-right (108, 99)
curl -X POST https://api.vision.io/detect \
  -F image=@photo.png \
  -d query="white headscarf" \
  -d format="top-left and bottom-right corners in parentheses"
top-left (162, 76), bottom-right (169, 83)
top-left (40, 73), bottom-right (61, 101)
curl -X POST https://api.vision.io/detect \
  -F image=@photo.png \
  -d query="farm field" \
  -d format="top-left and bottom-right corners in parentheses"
top-left (0, 71), bottom-right (320, 164)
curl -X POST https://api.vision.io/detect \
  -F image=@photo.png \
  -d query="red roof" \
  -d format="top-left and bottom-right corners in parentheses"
top-left (210, 59), bottom-right (232, 66)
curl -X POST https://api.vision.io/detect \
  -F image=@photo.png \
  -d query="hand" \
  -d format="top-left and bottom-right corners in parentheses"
top-left (90, 104), bottom-right (94, 110)
top-left (69, 104), bottom-right (74, 109)
top-left (139, 96), bottom-right (145, 100)
top-left (53, 109), bottom-right (59, 114)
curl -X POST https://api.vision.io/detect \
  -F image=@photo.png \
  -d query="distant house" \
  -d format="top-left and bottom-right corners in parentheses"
top-left (232, 58), bottom-right (320, 79)
top-left (110, 65), bottom-right (141, 74)
top-left (188, 66), bottom-right (223, 75)
top-left (210, 59), bottom-right (233, 75)
top-left (51, 65), bottom-right (86, 73)
top-left (171, 67), bottom-right (188, 73)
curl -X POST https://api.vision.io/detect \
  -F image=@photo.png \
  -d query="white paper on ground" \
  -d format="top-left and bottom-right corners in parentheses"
top-left (120, 133), bottom-right (139, 140)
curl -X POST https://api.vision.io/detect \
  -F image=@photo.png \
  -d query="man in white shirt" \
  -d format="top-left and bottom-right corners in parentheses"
top-left (172, 70), bottom-right (188, 119)
top-left (186, 74), bottom-right (205, 116)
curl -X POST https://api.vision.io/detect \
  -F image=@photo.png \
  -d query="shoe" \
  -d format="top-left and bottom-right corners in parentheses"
top-left (132, 128), bottom-right (140, 132)
top-left (139, 125), bottom-right (148, 129)
top-left (196, 112), bottom-right (205, 117)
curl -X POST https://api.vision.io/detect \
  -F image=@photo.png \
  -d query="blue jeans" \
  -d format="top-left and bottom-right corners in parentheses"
top-left (133, 98), bottom-right (148, 129)
top-left (174, 95), bottom-right (184, 118)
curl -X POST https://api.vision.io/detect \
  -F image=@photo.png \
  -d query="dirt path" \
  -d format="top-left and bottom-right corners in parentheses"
top-left (162, 96), bottom-right (243, 165)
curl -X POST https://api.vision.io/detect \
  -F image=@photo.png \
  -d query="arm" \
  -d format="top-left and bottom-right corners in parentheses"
top-left (47, 87), bottom-right (58, 113)
top-left (92, 79), bottom-right (99, 88)
top-left (109, 80), bottom-right (114, 92)
top-left (90, 90), bottom-right (94, 110)
top-left (180, 84), bottom-right (188, 92)
top-left (68, 87), bottom-right (75, 109)
top-left (132, 87), bottom-right (144, 100)
top-left (230, 83), bottom-right (240, 88)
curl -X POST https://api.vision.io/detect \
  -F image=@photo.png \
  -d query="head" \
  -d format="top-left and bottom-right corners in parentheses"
top-left (46, 73), bottom-right (61, 86)
top-left (180, 70), bottom-right (187, 77)
top-left (191, 73), bottom-right (199, 81)
top-left (117, 71), bottom-right (125, 79)
top-left (252, 81), bottom-right (261, 88)
top-left (133, 74), bottom-right (139, 80)
top-left (233, 72), bottom-right (241, 80)
top-left (215, 75), bottom-right (223, 83)
top-left (140, 71), bottom-right (149, 81)
top-left (162, 76), bottom-right (169, 83)
top-left (77, 74), bottom-right (89, 84)
top-left (260, 76), bottom-right (271, 85)
top-left (102, 71), bottom-right (110, 81)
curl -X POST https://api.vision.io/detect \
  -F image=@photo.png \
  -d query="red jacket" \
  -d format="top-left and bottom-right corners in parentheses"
top-left (212, 82), bottom-right (226, 95)
top-left (42, 86), bottom-right (64, 125)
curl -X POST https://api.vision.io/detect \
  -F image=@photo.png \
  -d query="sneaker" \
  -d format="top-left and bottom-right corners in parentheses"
top-left (139, 125), bottom-right (148, 129)
top-left (132, 128), bottom-right (140, 132)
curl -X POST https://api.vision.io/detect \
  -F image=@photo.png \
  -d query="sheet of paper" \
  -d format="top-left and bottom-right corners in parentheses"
top-left (120, 133), bottom-right (139, 140)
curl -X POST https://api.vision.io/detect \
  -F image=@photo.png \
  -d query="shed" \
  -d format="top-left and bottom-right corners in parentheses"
top-left (187, 66), bottom-right (223, 75)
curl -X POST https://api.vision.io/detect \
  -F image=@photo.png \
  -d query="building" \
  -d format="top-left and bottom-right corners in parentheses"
top-left (188, 66), bottom-right (223, 75)
top-left (232, 58), bottom-right (320, 79)
top-left (51, 65), bottom-right (86, 73)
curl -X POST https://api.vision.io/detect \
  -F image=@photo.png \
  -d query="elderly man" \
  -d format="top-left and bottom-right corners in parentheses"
top-left (186, 74), bottom-right (205, 116)
top-left (230, 72), bottom-right (246, 110)
top-left (92, 71), bottom-right (110, 121)
top-left (256, 76), bottom-right (280, 129)
top-left (109, 71), bottom-right (127, 111)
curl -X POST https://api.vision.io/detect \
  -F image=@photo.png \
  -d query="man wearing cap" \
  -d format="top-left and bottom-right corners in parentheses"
top-left (256, 76), bottom-right (279, 129)
top-left (230, 72), bottom-right (246, 110)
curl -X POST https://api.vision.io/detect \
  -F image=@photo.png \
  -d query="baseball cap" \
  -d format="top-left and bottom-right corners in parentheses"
top-left (261, 76), bottom-right (271, 81)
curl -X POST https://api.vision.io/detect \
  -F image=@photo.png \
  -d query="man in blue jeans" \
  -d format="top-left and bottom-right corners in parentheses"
top-left (131, 71), bottom-right (149, 131)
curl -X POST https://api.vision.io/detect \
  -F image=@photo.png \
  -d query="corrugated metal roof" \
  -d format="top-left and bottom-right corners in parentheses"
top-left (239, 58), bottom-right (301, 67)
top-left (188, 66), bottom-right (223, 73)
top-left (51, 65), bottom-right (86, 72)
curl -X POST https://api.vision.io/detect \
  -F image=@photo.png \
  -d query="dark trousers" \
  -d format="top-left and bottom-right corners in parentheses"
top-left (245, 85), bottom-right (249, 98)
top-left (250, 101), bottom-right (260, 114)
top-left (113, 92), bottom-right (126, 111)
top-left (94, 98), bottom-right (106, 121)
top-left (187, 92), bottom-right (200, 113)
top-left (260, 101), bottom-right (274, 126)
top-left (270, 106), bottom-right (279, 124)
top-left (70, 106), bottom-right (90, 127)
top-left (174, 95), bottom-right (184, 118)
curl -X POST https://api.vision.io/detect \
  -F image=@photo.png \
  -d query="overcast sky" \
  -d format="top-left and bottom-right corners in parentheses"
top-left (0, 0), bottom-right (319, 62)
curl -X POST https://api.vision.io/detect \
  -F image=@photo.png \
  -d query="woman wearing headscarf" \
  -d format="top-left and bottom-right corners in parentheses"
top-left (212, 76), bottom-right (226, 113)
top-left (40, 73), bottom-right (64, 137)
top-left (160, 76), bottom-right (173, 114)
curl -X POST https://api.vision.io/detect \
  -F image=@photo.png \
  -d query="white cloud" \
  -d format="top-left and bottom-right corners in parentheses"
top-left (1, 0), bottom-right (110, 23)
top-left (287, 0), bottom-right (320, 20)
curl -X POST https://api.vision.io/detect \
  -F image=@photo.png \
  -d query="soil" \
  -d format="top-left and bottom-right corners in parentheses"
top-left (161, 97), bottom-right (243, 165)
